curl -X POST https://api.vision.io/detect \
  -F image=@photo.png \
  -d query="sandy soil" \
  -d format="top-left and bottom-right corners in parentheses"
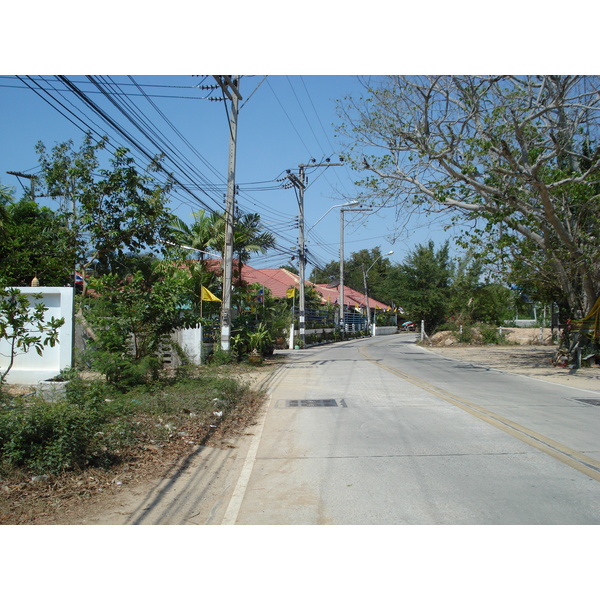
top-left (425, 345), bottom-right (600, 392)
top-left (425, 327), bottom-right (600, 393)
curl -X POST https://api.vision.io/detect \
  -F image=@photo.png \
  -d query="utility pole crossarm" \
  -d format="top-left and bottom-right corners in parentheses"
top-left (212, 76), bottom-right (243, 102)
top-left (298, 162), bottom-right (343, 168)
top-left (7, 171), bottom-right (36, 199)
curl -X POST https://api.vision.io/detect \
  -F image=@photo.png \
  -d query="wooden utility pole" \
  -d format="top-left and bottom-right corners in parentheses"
top-left (213, 76), bottom-right (241, 352)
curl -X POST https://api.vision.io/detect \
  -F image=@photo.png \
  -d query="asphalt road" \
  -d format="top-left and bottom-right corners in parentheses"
top-left (224, 333), bottom-right (600, 525)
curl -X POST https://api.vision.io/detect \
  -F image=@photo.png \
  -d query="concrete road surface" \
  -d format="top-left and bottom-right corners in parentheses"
top-left (99, 333), bottom-right (600, 525)
top-left (224, 334), bottom-right (600, 525)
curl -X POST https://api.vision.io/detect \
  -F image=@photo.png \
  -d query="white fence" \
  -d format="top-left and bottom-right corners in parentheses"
top-left (1, 287), bottom-right (74, 385)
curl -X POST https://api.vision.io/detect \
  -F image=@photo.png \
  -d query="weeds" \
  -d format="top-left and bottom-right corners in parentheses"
top-left (0, 364), bottom-right (263, 480)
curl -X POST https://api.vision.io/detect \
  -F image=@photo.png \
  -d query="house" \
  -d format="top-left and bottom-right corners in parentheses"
top-left (203, 258), bottom-right (396, 321)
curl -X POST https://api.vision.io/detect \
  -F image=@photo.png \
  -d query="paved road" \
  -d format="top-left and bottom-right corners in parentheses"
top-left (224, 334), bottom-right (600, 524)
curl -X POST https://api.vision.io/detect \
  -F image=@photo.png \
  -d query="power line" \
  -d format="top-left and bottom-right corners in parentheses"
top-left (57, 76), bottom-right (224, 214)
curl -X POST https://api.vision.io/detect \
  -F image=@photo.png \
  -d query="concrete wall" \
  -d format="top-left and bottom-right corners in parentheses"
top-left (372, 325), bottom-right (398, 336)
top-left (168, 326), bottom-right (213, 366)
top-left (1, 287), bottom-right (74, 385)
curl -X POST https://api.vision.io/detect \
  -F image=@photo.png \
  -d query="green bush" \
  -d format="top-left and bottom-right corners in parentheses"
top-left (0, 367), bottom-right (262, 479)
top-left (208, 348), bottom-right (235, 365)
top-left (456, 327), bottom-right (474, 344)
top-left (480, 324), bottom-right (508, 345)
top-left (0, 398), bottom-right (105, 474)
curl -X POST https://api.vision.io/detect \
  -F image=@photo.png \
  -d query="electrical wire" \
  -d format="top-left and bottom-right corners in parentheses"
top-left (12, 74), bottom-right (358, 272)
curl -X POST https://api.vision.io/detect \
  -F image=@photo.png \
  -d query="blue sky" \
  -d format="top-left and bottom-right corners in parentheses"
top-left (0, 74), bottom-right (458, 276)
top-left (1, 8), bottom-right (592, 279)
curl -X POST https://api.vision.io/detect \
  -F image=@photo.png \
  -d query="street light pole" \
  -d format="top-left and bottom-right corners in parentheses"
top-left (362, 251), bottom-right (394, 334)
top-left (339, 206), bottom-right (370, 335)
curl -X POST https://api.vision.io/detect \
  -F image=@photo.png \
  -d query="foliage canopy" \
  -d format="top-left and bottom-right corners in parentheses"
top-left (338, 75), bottom-right (600, 315)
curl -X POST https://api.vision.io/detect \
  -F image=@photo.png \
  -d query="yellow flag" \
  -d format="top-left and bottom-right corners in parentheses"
top-left (201, 286), bottom-right (221, 302)
top-left (286, 287), bottom-right (297, 298)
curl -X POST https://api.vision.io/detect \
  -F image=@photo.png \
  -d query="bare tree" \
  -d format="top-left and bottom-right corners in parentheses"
top-left (338, 75), bottom-right (600, 314)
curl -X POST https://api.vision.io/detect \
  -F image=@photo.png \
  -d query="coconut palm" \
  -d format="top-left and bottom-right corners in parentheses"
top-left (169, 209), bottom-right (217, 257)
top-left (209, 211), bottom-right (276, 283)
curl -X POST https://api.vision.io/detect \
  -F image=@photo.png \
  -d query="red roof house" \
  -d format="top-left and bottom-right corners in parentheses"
top-left (202, 259), bottom-right (392, 311)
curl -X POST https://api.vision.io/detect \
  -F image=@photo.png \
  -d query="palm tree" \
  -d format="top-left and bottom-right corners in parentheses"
top-left (209, 211), bottom-right (276, 283)
top-left (168, 210), bottom-right (276, 318)
top-left (169, 209), bottom-right (216, 257)
top-left (167, 210), bottom-right (221, 318)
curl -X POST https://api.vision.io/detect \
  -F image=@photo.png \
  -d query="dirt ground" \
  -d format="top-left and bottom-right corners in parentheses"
top-left (2, 331), bottom-right (599, 525)
top-left (425, 327), bottom-right (600, 393)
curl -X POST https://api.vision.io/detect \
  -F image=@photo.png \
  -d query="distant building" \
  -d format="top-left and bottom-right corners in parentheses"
top-left (200, 259), bottom-right (397, 324)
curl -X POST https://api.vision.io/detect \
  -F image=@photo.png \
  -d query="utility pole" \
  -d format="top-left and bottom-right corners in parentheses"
top-left (362, 251), bottom-right (394, 334)
top-left (213, 76), bottom-right (242, 352)
top-left (286, 160), bottom-right (342, 348)
top-left (286, 169), bottom-right (306, 345)
top-left (340, 206), bottom-right (370, 336)
top-left (6, 171), bottom-right (36, 199)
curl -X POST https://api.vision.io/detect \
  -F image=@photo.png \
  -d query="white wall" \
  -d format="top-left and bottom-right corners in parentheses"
top-left (1, 287), bottom-right (74, 385)
top-left (170, 326), bottom-right (213, 366)
top-left (372, 325), bottom-right (398, 336)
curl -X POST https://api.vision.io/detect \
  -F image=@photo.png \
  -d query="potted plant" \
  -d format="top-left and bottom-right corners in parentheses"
top-left (247, 324), bottom-right (272, 363)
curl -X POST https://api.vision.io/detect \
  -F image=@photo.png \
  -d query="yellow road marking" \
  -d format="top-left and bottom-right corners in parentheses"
top-left (359, 345), bottom-right (600, 482)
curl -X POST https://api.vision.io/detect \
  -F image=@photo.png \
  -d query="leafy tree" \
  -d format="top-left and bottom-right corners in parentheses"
top-left (35, 136), bottom-right (176, 344)
top-left (396, 241), bottom-right (453, 333)
top-left (313, 247), bottom-right (396, 306)
top-left (311, 261), bottom-right (340, 286)
top-left (81, 270), bottom-right (188, 387)
top-left (447, 254), bottom-right (513, 326)
top-left (338, 75), bottom-right (600, 315)
top-left (0, 184), bottom-right (12, 231)
top-left (35, 135), bottom-right (175, 295)
top-left (0, 196), bottom-right (77, 286)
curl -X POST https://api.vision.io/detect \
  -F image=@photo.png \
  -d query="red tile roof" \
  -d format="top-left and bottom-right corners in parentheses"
top-left (203, 259), bottom-right (392, 310)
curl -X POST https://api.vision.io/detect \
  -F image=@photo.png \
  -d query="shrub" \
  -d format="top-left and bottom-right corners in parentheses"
top-left (0, 398), bottom-right (105, 474)
top-left (456, 327), bottom-right (474, 344)
top-left (480, 324), bottom-right (508, 345)
top-left (208, 348), bottom-right (235, 365)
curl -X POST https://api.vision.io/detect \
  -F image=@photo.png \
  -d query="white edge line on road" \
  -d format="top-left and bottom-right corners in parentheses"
top-left (221, 388), bottom-right (273, 525)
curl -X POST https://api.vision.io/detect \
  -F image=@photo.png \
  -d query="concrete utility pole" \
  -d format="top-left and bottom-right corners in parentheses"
top-left (363, 250), bottom-right (394, 334)
top-left (286, 169), bottom-right (306, 345)
top-left (213, 76), bottom-right (242, 352)
top-left (287, 160), bottom-right (342, 347)
top-left (340, 206), bottom-right (370, 335)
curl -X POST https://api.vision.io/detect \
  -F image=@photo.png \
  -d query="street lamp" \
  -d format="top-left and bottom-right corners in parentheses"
top-left (362, 251), bottom-right (394, 334)
top-left (339, 204), bottom-right (371, 335)
top-left (308, 200), bottom-right (360, 232)
top-left (308, 200), bottom-right (363, 336)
